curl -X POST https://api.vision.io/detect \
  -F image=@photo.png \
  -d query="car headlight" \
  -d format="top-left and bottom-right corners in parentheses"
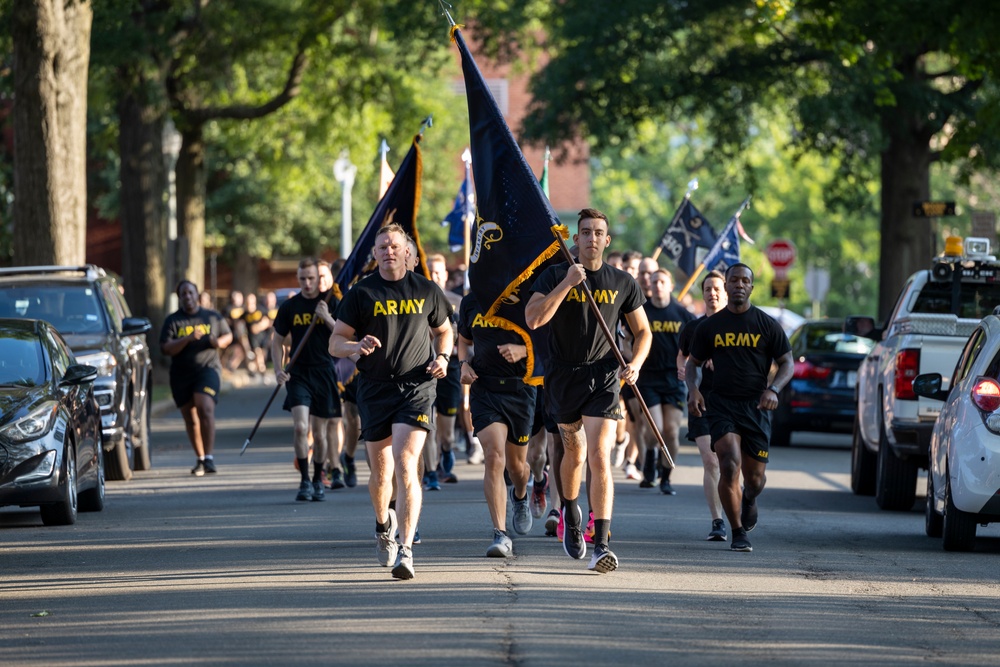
top-left (75, 351), bottom-right (117, 377)
top-left (1, 401), bottom-right (58, 443)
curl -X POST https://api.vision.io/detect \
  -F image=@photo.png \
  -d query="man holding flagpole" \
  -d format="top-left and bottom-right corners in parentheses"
top-left (526, 208), bottom-right (651, 573)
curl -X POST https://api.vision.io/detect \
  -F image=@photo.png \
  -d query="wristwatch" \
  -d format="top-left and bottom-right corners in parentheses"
top-left (436, 352), bottom-right (451, 363)
top-left (767, 385), bottom-right (780, 395)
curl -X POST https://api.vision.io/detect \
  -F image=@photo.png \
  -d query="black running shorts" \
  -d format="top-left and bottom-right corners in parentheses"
top-left (544, 359), bottom-right (623, 425)
top-left (686, 389), bottom-right (713, 442)
top-left (531, 385), bottom-right (559, 436)
top-left (282, 363), bottom-right (342, 419)
top-left (469, 376), bottom-right (537, 446)
top-left (434, 359), bottom-right (462, 416)
top-left (707, 394), bottom-right (772, 463)
top-left (356, 374), bottom-right (436, 443)
top-left (170, 367), bottom-right (221, 408)
top-left (636, 374), bottom-right (687, 411)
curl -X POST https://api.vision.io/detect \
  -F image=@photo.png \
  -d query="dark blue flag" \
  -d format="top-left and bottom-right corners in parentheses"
top-left (657, 199), bottom-right (717, 277)
top-left (699, 196), bottom-right (752, 273)
top-left (335, 134), bottom-right (428, 298)
top-left (453, 27), bottom-right (567, 384)
top-left (442, 172), bottom-right (473, 253)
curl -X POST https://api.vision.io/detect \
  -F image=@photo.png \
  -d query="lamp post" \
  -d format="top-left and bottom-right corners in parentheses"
top-left (162, 119), bottom-right (183, 312)
top-left (333, 151), bottom-right (357, 258)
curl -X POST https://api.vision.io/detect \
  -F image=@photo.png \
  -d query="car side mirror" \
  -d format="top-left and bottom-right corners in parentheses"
top-left (61, 364), bottom-right (98, 386)
top-left (122, 317), bottom-right (152, 336)
top-left (912, 373), bottom-right (950, 402)
top-left (844, 316), bottom-right (879, 340)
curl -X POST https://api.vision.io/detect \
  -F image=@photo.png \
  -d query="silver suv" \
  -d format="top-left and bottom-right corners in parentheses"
top-left (0, 265), bottom-right (152, 481)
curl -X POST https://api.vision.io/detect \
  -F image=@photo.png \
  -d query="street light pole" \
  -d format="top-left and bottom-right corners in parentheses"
top-left (333, 151), bottom-right (357, 259)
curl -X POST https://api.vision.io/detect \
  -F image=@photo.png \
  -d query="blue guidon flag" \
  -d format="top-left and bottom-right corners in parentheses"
top-left (452, 26), bottom-right (567, 384)
top-left (335, 134), bottom-right (429, 299)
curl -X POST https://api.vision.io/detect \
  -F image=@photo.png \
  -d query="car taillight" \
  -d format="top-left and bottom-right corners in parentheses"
top-left (971, 377), bottom-right (1000, 413)
top-left (794, 359), bottom-right (832, 380)
top-left (894, 349), bottom-right (920, 400)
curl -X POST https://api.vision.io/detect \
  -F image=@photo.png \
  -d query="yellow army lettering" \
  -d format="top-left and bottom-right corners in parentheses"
top-left (178, 324), bottom-right (212, 337)
top-left (566, 288), bottom-right (618, 304)
top-left (416, 414), bottom-right (430, 424)
top-left (757, 449), bottom-right (769, 460)
top-left (292, 313), bottom-right (314, 326)
top-left (373, 299), bottom-right (426, 316)
top-left (651, 320), bottom-right (683, 333)
top-left (517, 435), bottom-right (529, 443)
top-left (203, 387), bottom-right (217, 396)
top-left (714, 332), bottom-right (762, 347)
top-left (471, 313), bottom-right (500, 328)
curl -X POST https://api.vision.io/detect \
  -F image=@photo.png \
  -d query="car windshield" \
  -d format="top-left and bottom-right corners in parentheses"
top-left (0, 284), bottom-right (106, 334)
top-left (799, 323), bottom-right (876, 355)
top-left (0, 334), bottom-right (44, 386)
top-left (911, 281), bottom-right (1000, 319)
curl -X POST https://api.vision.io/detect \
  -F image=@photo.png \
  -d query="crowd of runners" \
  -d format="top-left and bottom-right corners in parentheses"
top-left (158, 209), bottom-right (793, 579)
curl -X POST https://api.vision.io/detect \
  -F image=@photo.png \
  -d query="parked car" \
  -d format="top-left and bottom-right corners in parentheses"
top-left (759, 306), bottom-right (807, 336)
top-left (0, 319), bottom-right (104, 525)
top-left (913, 311), bottom-right (1000, 551)
top-left (771, 319), bottom-right (875, 447)
top-left (0, 266), bottom-right (152, 481)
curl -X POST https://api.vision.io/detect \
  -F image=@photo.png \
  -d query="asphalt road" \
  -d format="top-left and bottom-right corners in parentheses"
top-left (3, 381), bottom-right (1000, 666)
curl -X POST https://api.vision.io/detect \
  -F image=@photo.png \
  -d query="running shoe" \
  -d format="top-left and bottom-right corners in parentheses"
top-left (340, 452), bottom-right (357, 488)
top-left (424, 470), bottom-right (441, 491)
top-left (413, 529), bottom-right (421, 545)
top-left (584, 511), bottom-right (595, 544)
top-left (439, 471), bottom-right (459, 483)
top-left (486, 529), bottom-right (513, 558)
top-left (730, 528), bottom-right (752, 552)
top-left (562, 505), bottom-right (587, 560)
top-left (311, 481), bottom-right (325, 502)
top-left (468, 437), bottom-right (484, 464)
top-left (328, 469), bottom-right (345, 490)
top-left (556, 510), bottom-right (564, 542)
top-left (391, 545), bottom-right (415, 580)
top-left (587, 544), bottom-right (619, 573)
top-left (638, 479), bottom-right (655, 489)
top-left (624, 463), bottom-right (641, 480)
top-left (544, 509), bottom-right (560, 537)
top-left (203, 459), bottom-right (217, 474)
top-left (510, 487), bottom-right (533, 535)
top-left (530, 472), bottom-right (548, 519)
top-left (612, 432), bottom-right (629, 468)
top-left (441, 450), bottom-right (457, 481)
top-left (659, 477), bottom-right (676, 495)
top-left (191, 460), bottom-right (206, 477)
top-left (707, 518), bottom-right (727, 542)
top-left (375, 509), bottom-right (399, 567)
top-left (295, 479), bottom-right (313, 502)
top-left (741, 490), bottom-right (758, 532)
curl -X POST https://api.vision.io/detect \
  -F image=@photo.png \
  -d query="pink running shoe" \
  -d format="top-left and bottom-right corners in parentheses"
top-left (584, 511), bottom-right (595, 544)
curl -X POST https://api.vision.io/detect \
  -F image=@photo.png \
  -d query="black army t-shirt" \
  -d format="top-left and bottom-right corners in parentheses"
top-left (458, 294), bottom-right (526, 379)
top-left (679, 315), bottom-right (713, 392)
top-left (336, 271), bottom-right (451, 381)
top-left (530, 261), bottom-right (645, 365)
top-left (272, 290), bottom-right (338, 367)
top-left (642, 299), bottom-right (697, 372)
top-left (160, 308), bottom-right (231, 374)
top-left (689, 305), bottom-right (791, 401)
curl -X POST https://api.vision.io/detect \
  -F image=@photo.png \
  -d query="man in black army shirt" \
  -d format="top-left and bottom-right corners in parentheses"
top-left (685, 263), bottom-right (793, 553)
top-left (526, 208), bottom-right (652, 574)
top-left (330, 223), bottom-right (453, 580)
top-left (271, 258), bottom-right (340, 503)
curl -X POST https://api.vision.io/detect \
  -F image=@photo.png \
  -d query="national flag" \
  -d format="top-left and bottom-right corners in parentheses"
top-left (656, 199), bottom-right (717, 277)
top-left (378, 139), bottom-right (394, 199)
top-left (699, 196), bottom-right (753, 273)
top-left (539, 146), bottom-right (550, 199)
top-left (335, 133), bottom-right (428, 298)
top-left (452, 26), bottom-right (567, 383)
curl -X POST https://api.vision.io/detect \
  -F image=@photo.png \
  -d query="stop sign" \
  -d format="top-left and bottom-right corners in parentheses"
top-left (766, 239), bottom-right (797, 270)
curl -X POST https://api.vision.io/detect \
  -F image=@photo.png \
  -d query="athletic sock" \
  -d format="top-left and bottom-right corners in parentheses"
top-left (561, 499), bottom-right (582, 527)
top-left (204, 455), bottom-right (213, 461)
top-left (376, 520), bottom-right (389, 533)
top-left (313, 462), bottom-right (323, 484)
top-left (297, 458), bottom-right (309, 482)
top-left (593, 519), bottom-right (611, 547)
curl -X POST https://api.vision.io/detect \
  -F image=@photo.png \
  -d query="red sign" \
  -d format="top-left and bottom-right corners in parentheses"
top-left (766, 239), bottom-right (797, 270)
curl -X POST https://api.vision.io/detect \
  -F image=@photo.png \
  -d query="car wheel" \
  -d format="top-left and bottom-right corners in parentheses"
top-left (79, 444), bottom-right (105, 513)
top-left (40, 446), bottom-right (78, 526)
top-left (924, 472), bottom-right (943, 538)
top-left (850, 417), bottom-right (876, 496)
top-left (770, 404), bottom-right (792, 448)
top-left (105, 436), bottom-right (133, 482)
top-left (875, 403), bottom-right (918, 511)
top-left (942, 477), bottom-right (977, 552)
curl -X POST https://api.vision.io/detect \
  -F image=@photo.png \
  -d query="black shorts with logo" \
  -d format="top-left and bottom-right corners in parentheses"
top-left (356, 374), bottom-right (436, 443)
top-left (636, 374), bottom-right (687, 411)
top-left (707, 394), bottom-right (772, 463)
top-left (170, 367), bottom-right (221, 408)
top-left (686, 389), bottom-right (713, 442)
top-left (544, 358), bottom-right (623, 425)
top-left (282, 363), bottom-right (342, 419)
top-left (532, 385), bottom-right (559, 435)
top-left (434, 358), bottom-right (462, 416)
top-left (470, 376), bottom-right (537, 446)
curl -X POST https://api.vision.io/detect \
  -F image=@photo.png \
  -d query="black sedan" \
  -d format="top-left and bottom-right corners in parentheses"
top-left (771, 319), bottom-right (875, 447)
top-left (0, 319), bottom-right (104, 525)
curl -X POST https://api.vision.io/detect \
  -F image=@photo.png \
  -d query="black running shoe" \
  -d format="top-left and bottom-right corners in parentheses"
top-left (659, 478), bottom-right (676, 495)
top-left (311, 481), bottom-right (325, 501)
top-left (707, 518), bottom-right (727, 542)
top-left (562, 506), bottom-right (587, 560)
top-left (587, 544), bottom-right (619, 573)
top-left (328, 469), bottom-right (345, 490)
top-left (203, 459), bottom-right (217, 474)
top-left (638, 479), bottom-right (655, 489)
top-left (341, 452), bottom-right (357, 488)
top-left (191, 460), bottom-right (206, 477)
top-left (544, 509), bottom-right (560, 537)
top-left (730, 528), bottom-right (752, 552)
top-left (741, 491), bottom-right (758, 532)
top-left (295, 480), bottom-right (313, 502)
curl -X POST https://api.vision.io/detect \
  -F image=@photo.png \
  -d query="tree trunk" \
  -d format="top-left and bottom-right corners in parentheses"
top-left (176, 125), bottom-right (206, 291)
top-left (230, 253), bottom-right (259, 294)
top-left (11, 0), bottom-right (91, 266)
top-left (878, 128), bottom-right (932, 321)
top-left (117, 85), bottom-right (167, 344)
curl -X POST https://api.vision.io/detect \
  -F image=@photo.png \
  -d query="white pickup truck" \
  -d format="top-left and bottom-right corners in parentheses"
top-left (850, 237), bottom-right (1000, 510)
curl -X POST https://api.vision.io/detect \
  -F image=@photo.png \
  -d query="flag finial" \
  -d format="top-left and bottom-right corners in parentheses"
top-left (438, 0), bottom-right (456, 27)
